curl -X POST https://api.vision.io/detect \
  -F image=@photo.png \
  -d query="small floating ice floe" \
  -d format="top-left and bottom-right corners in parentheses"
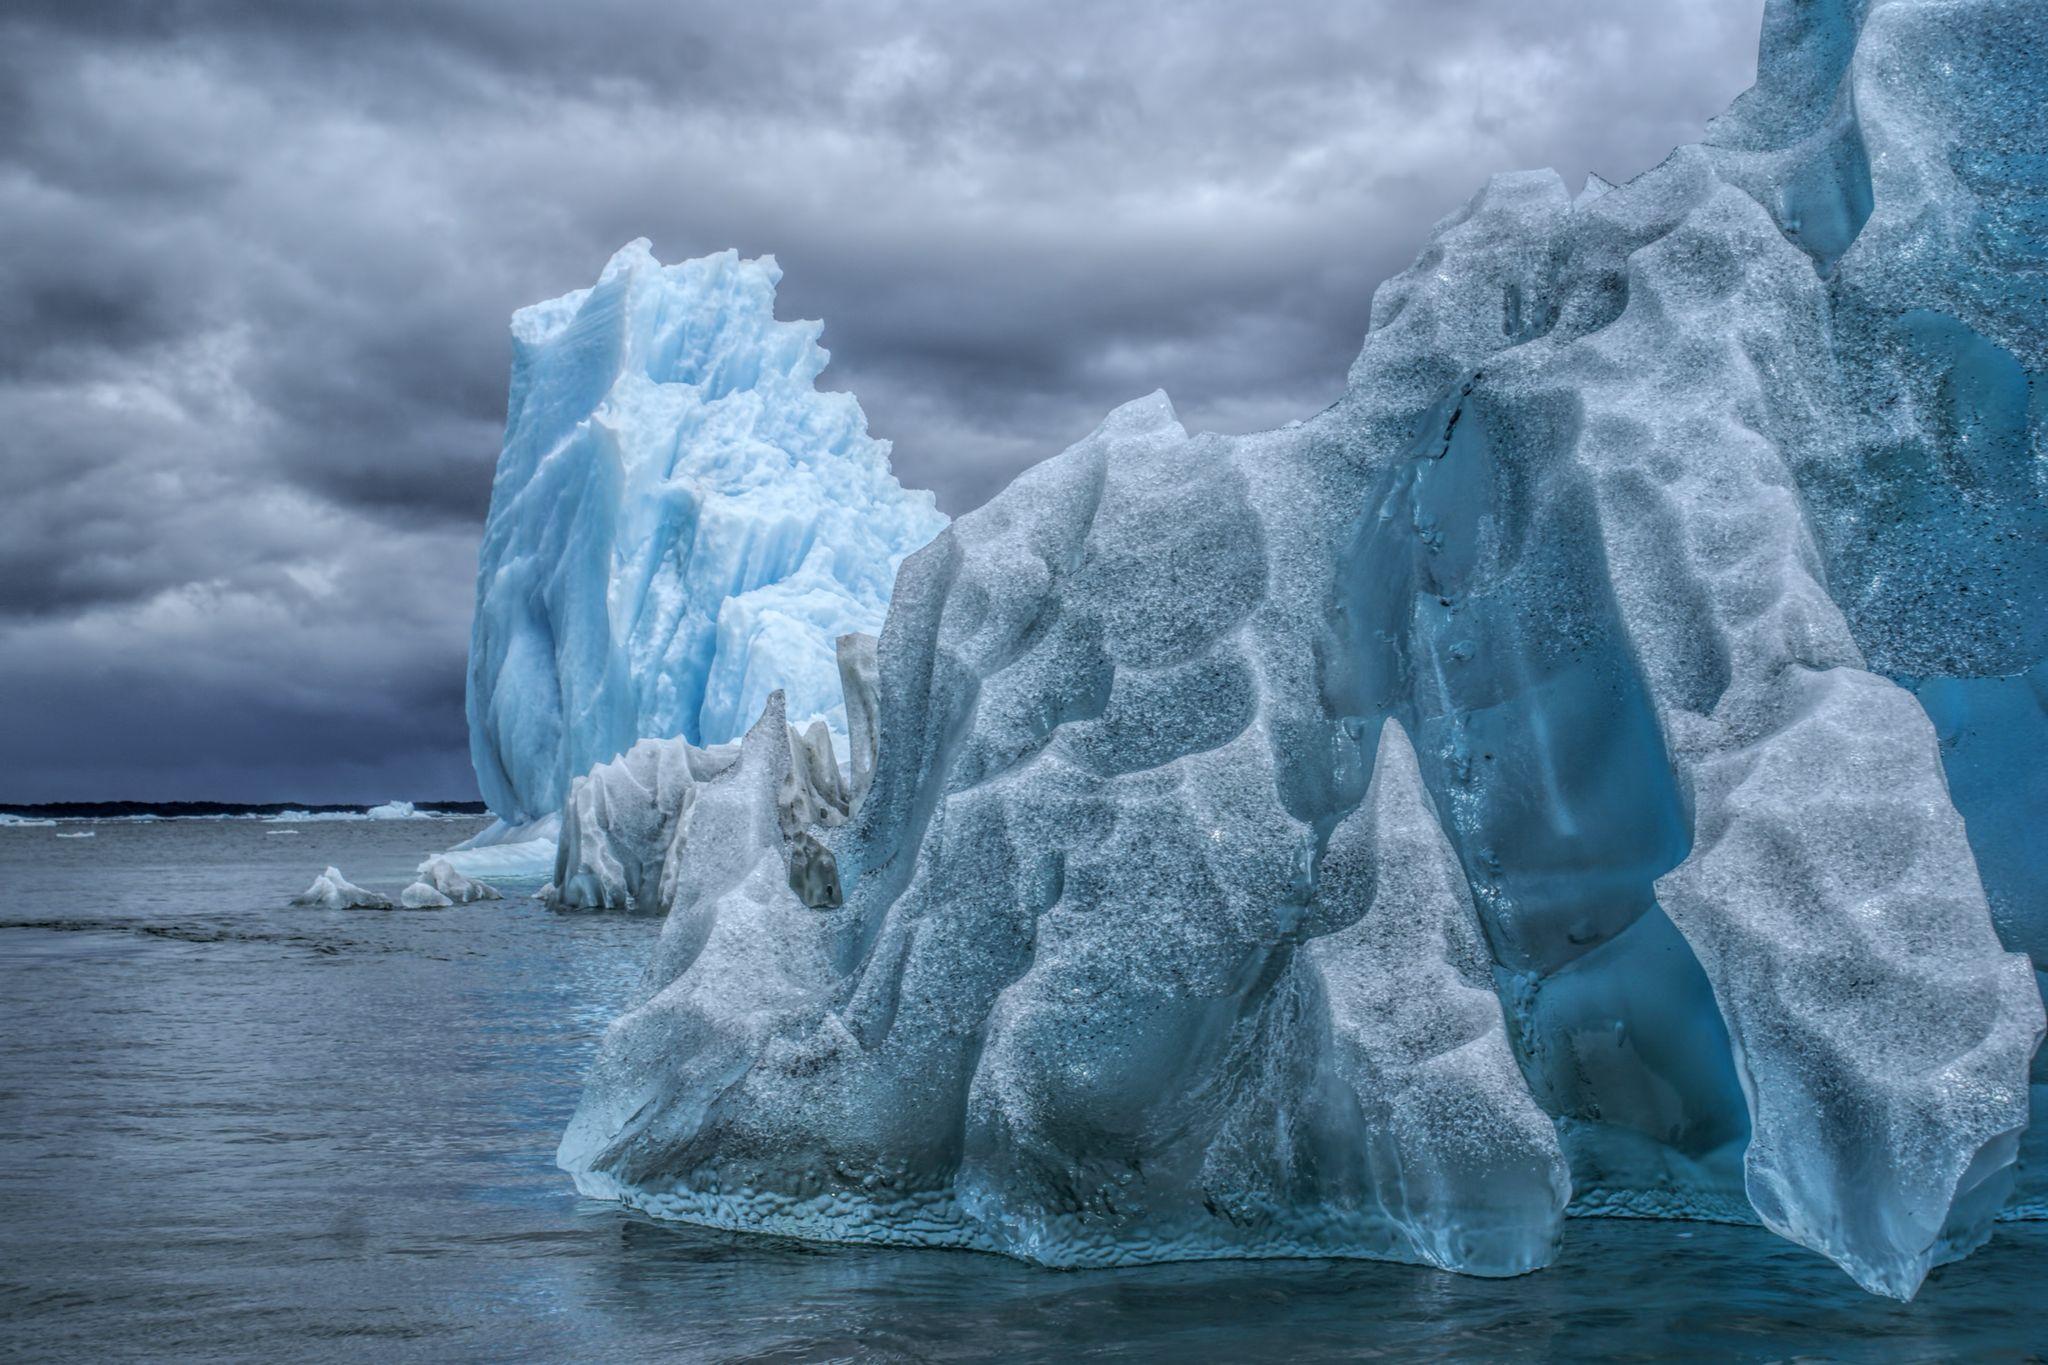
top-left (290, 866), bottom-right (393, 910)
top-left (396, 856), bottom-right (503, 910)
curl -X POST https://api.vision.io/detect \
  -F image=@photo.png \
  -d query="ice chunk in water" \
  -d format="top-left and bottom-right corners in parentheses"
top-left (402, 856), bottom-right (503, 908)
top-left (290, 868), bottom-right (392, 911)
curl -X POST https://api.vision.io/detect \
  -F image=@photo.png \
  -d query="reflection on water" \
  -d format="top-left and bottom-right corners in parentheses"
top-left (0, 818), bottom-right (2041, 1362)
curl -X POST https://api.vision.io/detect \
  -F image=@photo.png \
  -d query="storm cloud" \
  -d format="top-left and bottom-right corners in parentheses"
top-left (0, 0), bottom-right (1765, 801)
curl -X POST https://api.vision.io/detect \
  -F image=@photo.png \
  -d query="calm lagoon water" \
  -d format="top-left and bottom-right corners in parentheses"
top-left (0, 817), bottom-right (2042, 1362)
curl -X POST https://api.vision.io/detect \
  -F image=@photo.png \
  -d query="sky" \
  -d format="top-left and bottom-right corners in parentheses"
top-left (0, 0), bottom-right (1767, 803)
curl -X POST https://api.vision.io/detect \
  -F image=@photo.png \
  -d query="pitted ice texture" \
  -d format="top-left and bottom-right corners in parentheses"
top-left (556, 0), bottom-right (2044, 1300)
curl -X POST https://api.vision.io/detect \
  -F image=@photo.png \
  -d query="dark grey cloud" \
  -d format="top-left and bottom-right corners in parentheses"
top-left (0, 0), bottom-right (1765, 801)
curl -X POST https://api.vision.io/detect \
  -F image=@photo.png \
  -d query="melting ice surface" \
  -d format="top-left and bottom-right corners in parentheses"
top-left (545, 0), bottom-right (2047, 1303)
top-left (464, 240), bottom-right (946, 836)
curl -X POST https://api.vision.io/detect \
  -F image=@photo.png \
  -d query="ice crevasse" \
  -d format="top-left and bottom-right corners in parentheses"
top-left (541, 0), bottom-right (2047, 1302)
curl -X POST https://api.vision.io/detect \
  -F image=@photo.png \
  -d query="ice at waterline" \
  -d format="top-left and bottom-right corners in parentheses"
top-left (445, 0), bottom-right (2048, 1303)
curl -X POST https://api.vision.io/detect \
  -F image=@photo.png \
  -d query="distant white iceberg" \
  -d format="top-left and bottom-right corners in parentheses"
top-left (266, 801), bottom-right (437, 823)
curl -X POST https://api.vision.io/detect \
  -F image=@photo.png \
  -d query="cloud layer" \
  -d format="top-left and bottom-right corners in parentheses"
top-left (0, 0), bottom-right (1764, 801)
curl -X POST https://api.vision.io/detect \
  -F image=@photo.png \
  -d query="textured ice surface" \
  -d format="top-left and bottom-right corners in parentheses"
top-left (1297, 721), bottom-right (1571, 1270)
top-left (562, 392), bottom-right (1577, 1277)
top-left (403, 856), bottom-right (502, 907)
top-left (291, 867), bottom-right (393, 911)
top-left (466, 241), bottom-right (946, 829)
top-left (548, 734), bottom-right (741, 915)
top-left (547, 637), bottom-right (873, 916)
top-left (558, 0), bottom-right (2044, 1299)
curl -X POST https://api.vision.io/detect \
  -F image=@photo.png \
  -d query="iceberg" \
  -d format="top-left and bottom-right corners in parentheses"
top-left (290, 867), bottom-right (393, 911)
top-left (550, 0), bottom-right (2045, 1301)
top-left (464, 240), bottom-right (947, 832)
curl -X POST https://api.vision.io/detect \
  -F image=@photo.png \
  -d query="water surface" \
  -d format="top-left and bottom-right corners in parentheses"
top-left (1, 819), bottom-right (2041, 1361)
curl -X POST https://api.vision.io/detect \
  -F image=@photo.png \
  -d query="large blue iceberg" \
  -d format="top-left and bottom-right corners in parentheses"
top-left (543, 0), bottom-right (2045, 1301)
top-left (466, 241), bottom-right (946, 834)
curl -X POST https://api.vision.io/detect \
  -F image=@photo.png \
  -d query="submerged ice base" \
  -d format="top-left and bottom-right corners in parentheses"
top-left (552, 0), bottom-right (2045, 1301)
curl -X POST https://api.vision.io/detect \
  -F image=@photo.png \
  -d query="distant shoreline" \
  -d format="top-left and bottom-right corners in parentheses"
top-left (0, 800), bottom-right (489, 820)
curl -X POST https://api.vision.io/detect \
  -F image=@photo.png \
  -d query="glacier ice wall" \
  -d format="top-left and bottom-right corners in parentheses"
top-left (466, 241), bottom-right (947, 828)
top-left (558, 0), bottom-right (2046, 1299)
